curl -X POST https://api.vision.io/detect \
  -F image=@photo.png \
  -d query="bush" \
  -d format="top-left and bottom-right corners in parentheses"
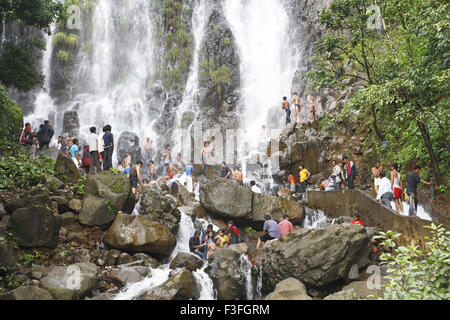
top-left (374, 224), bottom-right (450, 300)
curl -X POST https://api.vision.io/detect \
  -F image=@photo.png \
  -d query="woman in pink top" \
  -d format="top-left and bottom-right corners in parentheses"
top-left (278, 215), bottom-right (294, 236)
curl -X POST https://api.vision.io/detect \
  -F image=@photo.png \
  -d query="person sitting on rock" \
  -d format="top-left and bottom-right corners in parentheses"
top-left (352, 214), bottom-right (364, 226)
top-left (189, 230), bottom-right (207, 260)
top-left (226, 220), bottom-right (240, 244)
top-left (215, 229), bottom-right (229, 248)
top-left (278, 214), bottom-right (294, 236)
top-left (205, 230), bottom-right (218, 259)
top-left (234, 167), bottom-right (244, 186)
top-left (256, 215), bottom-right (281, 248)
top-left (250, 180), bottom-right (262, 194)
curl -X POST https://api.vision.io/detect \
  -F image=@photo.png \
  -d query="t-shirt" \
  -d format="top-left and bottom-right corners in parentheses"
top-left (189, 236), bottom-right (202, 253)
top-left (69, 145), bottom-right (79, 158)
top-left (299, 169), bottom-right (310, 183)
top-left (278, 219), bottom-right (293, 236)
top-left (123, 167), bottom-right (130, 175)
top-left (289, 175), bottom-right (295, 185)
top-left (352, 220), bottom-right (364, 226)
top-left (221, 167), bottom-right (231, 178)
top-left (87, 133), bottom-right (98, 152)
top-left (251, 185), bottom-right (262, 194)
top-left (406, 172), bottom-right (421, 194)
top-left (263, 219), bottom-right (281, 238)
top-left (186, 165), bottom-right (194, 177)
top-left (103, 132), bottom-right (114, 147)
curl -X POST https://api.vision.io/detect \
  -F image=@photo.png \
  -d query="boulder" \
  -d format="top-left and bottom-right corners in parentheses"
top-left (5, 188), bottom-right (52, 213)
top-left (323, 280), bottom-right (383, 300)
top-left (0, 286), bottom-right (54, 300)
top-left (104, 249), bottom-right (121, 266)
top-left (140, 268), bottom-right (199, 300)
top-left (116, 131), bottom-right (142, 165)
top-left (68, 199), bottom-right (82, 213)
top-left (8, 206), bottom-right (61, 248)
top-left (265, 278), bottom-right (312, 300)
top-left (105, 266), bottom-right (150, 287)
top-left (78, 195), bottom-right (115, 228)
top-left (200, 178), bottom-right (253, 220)
top-left (205, 248), bottom-right (246, 300)
top-left (262, 223), bottom-right (372, 291)
top-left (132, 253), bottom-right (160, 268)
top-left (45, 175), bottom-right (65, 192)
top-left (229, 243), bottom-right (249, 255)
top-left (40, 262), bottom-right (98, 298)
top-left (252, 193), bottom-right (305, 225)
top-left (60, 212), bottom-right (77, 226)
top-left (139, 186), bottom-right (181, 235)
top-left (0, 244), bottom-right (15, 269)
top-left (103, 214), bottom-right (176, 258)
top-left (54, 153), bottom-right (81, 185)
top-left (51, 196), bottom-right (70, 213)
top-left (170, 253), bottom-right (204, 272)
top-left (170, 181), bottom-right (195, 205)
top-left (116, 253), bottom-right (133, 265)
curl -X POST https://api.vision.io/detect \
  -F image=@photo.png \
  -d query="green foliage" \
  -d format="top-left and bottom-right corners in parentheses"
top-left (72, 178), bottom-right (86, 198)
top-left (200, 59), bottom-right (230, 99)
top-left (0, 86), bottom-right (23, 156)
top-left (224, 37), bottom-right (231, 46)
top-left (374, 224), bottom-right (450, 300)
top-left (109, 168), bottom-right (121, 175)
top-left (18, 251), bottom-right (41, 266)
top-left (308, 0), bottom-right (449, 184)
top-left (0, 149), bottom-right (55, 191)
top-left (57, 50), bottom-right (69, 63)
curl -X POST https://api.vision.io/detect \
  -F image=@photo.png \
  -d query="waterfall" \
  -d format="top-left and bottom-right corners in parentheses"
top-left (223, 0), bottom-right (300, 184)
top-left (303, 208), bottom-right (331, 229)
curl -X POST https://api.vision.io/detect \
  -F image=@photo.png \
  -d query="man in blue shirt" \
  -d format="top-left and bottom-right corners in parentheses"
top-left (256, 215), bottom-right (282, 248)
top-left (186, 161), bottom-right (194, 192)
top-left (68, 139), bottom-right (81, 168)
top-left (102, 125), bottom-right (114, 170)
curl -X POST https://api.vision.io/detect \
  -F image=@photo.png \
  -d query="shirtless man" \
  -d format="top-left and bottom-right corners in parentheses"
top-left (143, 137), bottom-right (153, 161)
top-left (130, 162), bottom-right (144, 194)
top-left (163, 163), bottom-right (178, 180)
top-left (308, 95), bottom-right (316, 121)
top-left (281, 97), bottom-right (291, 125)
top-left (372, 161), bottom-right (383, 194)
top-left (234, 167), bottom-right (244, 186)
top-left (149, 160), bottom-right (156, 181)
top-left (292, 92), bottom-right (301, 123)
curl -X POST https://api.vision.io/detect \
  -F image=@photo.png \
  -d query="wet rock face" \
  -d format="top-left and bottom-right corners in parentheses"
top-left (103, 214), bottom-right (177, 259)
top-left (261, 223), bottom-right (372, 291)
top-left (116, 131), bottom-right (143, 165)
top-left (205, 248), bottom-right (246, 300)
top-left (62, 110), bottom-right (80, 135)
top-left (170, 253), bottom-right (204, 272)
top-left (54, 153), bottom-right (82, 185)
top-left (265, 278), bottom-right (312, 300)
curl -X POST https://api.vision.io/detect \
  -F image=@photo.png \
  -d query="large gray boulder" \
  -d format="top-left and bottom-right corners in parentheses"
top-left (170, 253), bottom-right (204, 272)
top-left (262, 223), bottom-right (372, 291)
top-left (7, 206), bottom-right (61, 248)
top-left (5, 188), bottom-right (52, 213)
top-left (265, 278), bottom-right (312, 300)
top-left (252, 193), bottom-right (305, 225)
top-left (79, 171), bottom-right (135, 228)
top-left (170, 181), bottom-right (195, 205)
top-left (139, 185), bottom-right (181, 235)
top-left (40, 262), bottom-right (98, 299)
top-left (0, 244), bottom-right (15, 269)
top-left (200, 178), bottom-right (253, 220)
top-left (324, 281), bottom-right (383, 300)
top-left (205, 248), bottom-right (246, 300)
top-left (54, 153), bottom-right (81, 185)
top-left (105, 266), bottom-right (151, 288)
top-left (140, 268), bottom-right (200, 300)
top-left (0, 286), bottom-right (54, 300)
top-left (116, 131), bottom-right (142, 165)
top-left (103, 214), bottom-right (176, 258)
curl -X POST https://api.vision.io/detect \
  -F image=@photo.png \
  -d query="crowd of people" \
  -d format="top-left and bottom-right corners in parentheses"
top-left (281, 93), bottom-right (316, 125)
top-left (20, 121), bottom-right (55, 158)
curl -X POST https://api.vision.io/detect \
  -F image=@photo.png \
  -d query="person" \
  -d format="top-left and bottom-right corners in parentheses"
top-left (174, 152), bottom-right (185, 170)
top-left (372, 161), bottom-right (383, 194)
top-left (65, 132), bottom-right (74, 151)
top-left (288, 174), bottom-right (296, 194)
top-left (98, 127), bottom-right (105, 167)
top-left (102, 125), bottom-right (114, 170)
top-left (343, 156), bottom-right (358, 189)
top-left (186, 161), bottom-right (194, 192)
top-left (214, 229), bottom-right (229, 248)
top-left (149, 160), bottom-right (156, 182)
top-left (189, 230), bottom-right (207, 260)
top-left (220, 162), bottom-right (232, 179)
top-left (250, 180), bottom-right (262, 194)
top-left (278, 214), bottom-right (293, 236)
top-left (81, 145), bottom-right (91, 174)
top-left (56, 136), bottom-right (66, 154)
top-left (376, 171), bottom-right (394, 209)
top-left (234, 167), bottom-right (244, 186)
top-left (390, 164), bottom-right (403, 213)
top-left (292, 92), bottom-right (301, 123)
top-left (143, 137), bottom-right (153, 161)
top-left (325, 175), bottom-right (336, 191)
top-left (320, 179), bottom-right (329, 191)
top-left (352, 214), bottom-right (364, 226)
top-left (331, 160), bottom-right (344, 190)
top-left (31, 136), bottom-right (40, 159)
top-left (406, 165), bottom-right (433, 217)
top-left (226, 220), bottom-right (239, 245)
top-left (37, 120), bottom-right (54, 150)
top-left (163, 163), bottom-right (178, 180)
top-left (298, 165), bottom-right (311, 193)
top-left (162, 144), bottom-right (172, 165)
top-left (20, 123), bottom-right (34, 147)
top-left (201, 224), bottom-right (216, 242)
top-left (88, 127), bottom-right (101, 174)
top-left (205, 230), bottom-right (217, 259)
top-left (130, 161), bottom-right (144, 194)
top-left (68, 139), bottom-right (81, 168)
top-left (202, 141), bottom-right (212, 164)
top-left (256, 215), bottom-right (281, 248)
top-left (308, 95), bottom-right (316, 121)
top-left (281, 97), bottom-right (291, 125)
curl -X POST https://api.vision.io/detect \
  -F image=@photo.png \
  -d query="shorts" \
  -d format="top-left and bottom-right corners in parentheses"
top-left (260, 234), bottom-right (276, 243)
top-left (130, 176), bottom-right (138, 188)
top-left (393, 187), bottom-right (402, 199)
top-left (374, 178), bottom-right (381, 187)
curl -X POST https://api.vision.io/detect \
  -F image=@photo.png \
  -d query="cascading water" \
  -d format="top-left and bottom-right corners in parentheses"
top-left (223, 0), bottom-right (300, 186)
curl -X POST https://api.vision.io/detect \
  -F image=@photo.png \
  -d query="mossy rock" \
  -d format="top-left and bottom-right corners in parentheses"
top-left (54, 153), bottom-right (81, 184)
top-left (0, 85), bottom-right (23, 155)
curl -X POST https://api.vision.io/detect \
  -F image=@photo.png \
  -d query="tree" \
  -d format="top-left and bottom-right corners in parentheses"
top-left (308, 0), bottom-right (449, 185)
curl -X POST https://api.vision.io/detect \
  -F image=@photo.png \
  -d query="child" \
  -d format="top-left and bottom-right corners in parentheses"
top-left (352, 214), bottom-right (364, 226)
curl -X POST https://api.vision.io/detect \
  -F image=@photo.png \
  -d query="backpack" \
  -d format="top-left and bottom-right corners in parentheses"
top-left (351, 164), bottom-right (358, 177)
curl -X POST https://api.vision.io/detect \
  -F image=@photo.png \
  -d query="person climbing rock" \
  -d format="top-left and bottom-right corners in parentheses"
top-left (256, 215), bottom-right (281, 248)
top-left (143, 137), bottom-right (153, 162)
top-left (278, 215), bottom-right (293, 236)
top-left (163, 163), bottom-right (178, 180)
top-left (226, 220), bottom-right (240, 244)
top-left (281, 96), bottom-right (291, 125)
top-left (189, 230), bottom-right (207, 260)
top-left (372, 161), bottom-right (383, 194)
top-left (292, 92), bottom-right (301, 123)
top-left (102, 125), bottom-right (114, 170)
top-left (343, 156), bottom-right (358, 189)
top-left (250, 180), bottom-right (262, 194)
top-left (406, 165), bottom-right (433, 217)
top-left (88, 127), bottom-right (101, 174)
top-left (298, 164), bottom-right (311, 193)
top-left (130, 161), bottom-right (144, 194)
top-left (390, 164), bottom-right (403, 213)
top-left (376, 171), bottom-right (394, 209)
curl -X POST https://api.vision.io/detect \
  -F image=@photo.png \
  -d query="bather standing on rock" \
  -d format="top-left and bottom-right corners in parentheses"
top-left (130, 161), bottom-right (144, 194)
top-left (149, 160), bottom-right (156, 182)
top-left (281, 97), bottom-right (291, 125)
top-left (102, 125), bottom-right (114, 170)
top-left (88, 127), bottom-right (102, 175)
top-left (372, 160), bottom-right (383, 194)
top-left (185, 161), bottom-right (194, 192)
top-left (234, 167), bottom-right (244, 186)
top-left (292, 92), bottom-right (302, 123)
